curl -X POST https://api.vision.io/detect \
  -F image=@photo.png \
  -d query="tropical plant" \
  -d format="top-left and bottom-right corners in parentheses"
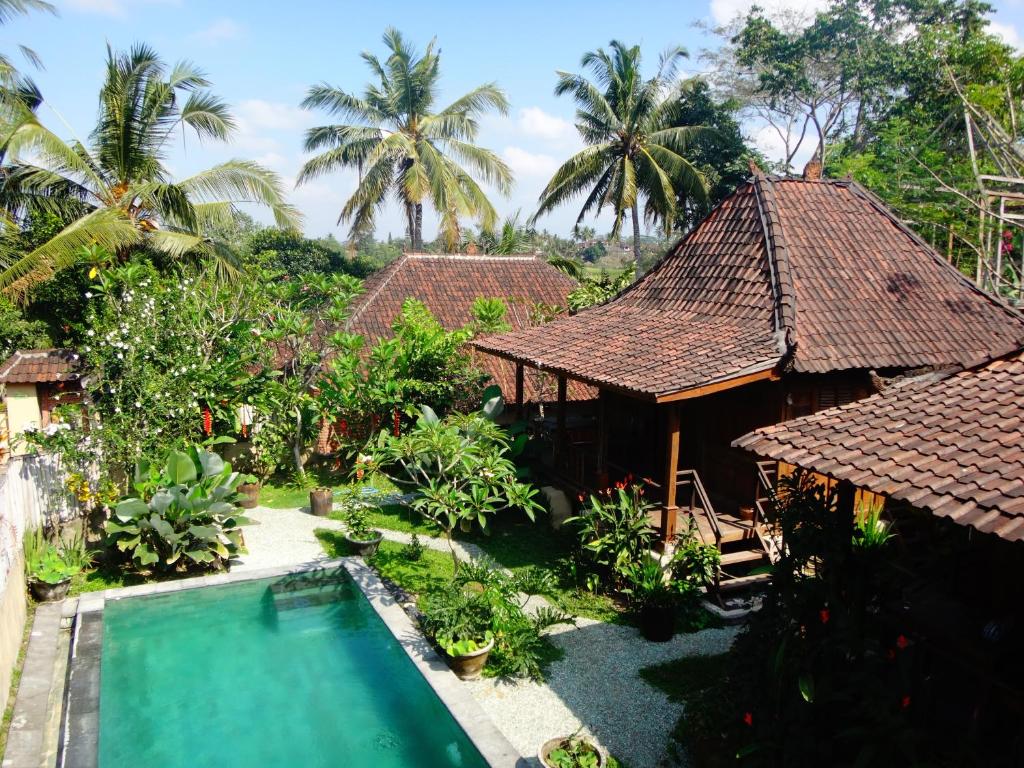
top-left (421, 558), bottom-right (572, 679)
top-left (567, 481), bottom-right (657, 591)
top-left (622, 558), bottom-right (676, 611)
top-left (367, 404), bottom-right (542, 568)
top-left (106, 444), bottom-right (254, 571)
top-left (337, 491), bottom-right (379, 541)
top-left (297, 27), bottom-right (513, 250)
top-left (544, 731), bottom-right (602, 768)
top-left (0, 0), bottom-right (55, 114)
top-left (567, 265), bottom-right (635, 311)
top-left (0, 43), bottom-right (299, 301)
top-left (469, 296), bottom-right (512, 335)
top-left (533, 41), bottom-right (710, 263)
top-left (853, 499), bottom-right (894, 551)
top-left (23, 527), bottom-right (93, 584)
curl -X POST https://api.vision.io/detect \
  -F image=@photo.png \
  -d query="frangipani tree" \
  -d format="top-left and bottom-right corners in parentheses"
top-left (298, 28), bottom-right (513, 251)
top-left (0, 43), bottom-right (300, 301)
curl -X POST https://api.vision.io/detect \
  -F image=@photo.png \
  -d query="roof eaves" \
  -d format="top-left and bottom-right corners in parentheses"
top-left (344, 254), bottom-right (409, 331)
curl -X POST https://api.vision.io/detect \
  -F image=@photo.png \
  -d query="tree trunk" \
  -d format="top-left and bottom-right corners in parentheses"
top-left (292, 409), bottom-right (305, 477)
top-left (415, 203), bottom-right (423, 252)
top-left (405, 202), bottom-right (416, 248)
top-left (631, 205), bottom-right (641, 266)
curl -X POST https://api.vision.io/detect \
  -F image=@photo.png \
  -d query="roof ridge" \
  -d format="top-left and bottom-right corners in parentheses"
top-left (751, 173), bottom-right (798, 355)
top-left (845, 181), bottom-right (1024, 359)
top-left (345, 254), bottom-right (409, 331)
top-left (404, 253), bottom-right (542, 261)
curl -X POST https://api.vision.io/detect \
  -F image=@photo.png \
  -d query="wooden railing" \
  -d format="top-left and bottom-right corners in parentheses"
top-left (754, 461), bottom-right (784, 564)
top-left (676, 468), bottom-right (722, 550)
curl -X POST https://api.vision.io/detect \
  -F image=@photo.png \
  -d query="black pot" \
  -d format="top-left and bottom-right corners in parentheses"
top-left (639, 602), bottom-right (676, 642)
top-left (345, 531), bottom-right (383, 557)
top-left (30, 577), bottom-right (72, 602)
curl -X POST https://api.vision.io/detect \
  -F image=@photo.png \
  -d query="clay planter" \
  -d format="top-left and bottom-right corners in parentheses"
top-left (446, 637), bottom-right (494, 681)
top-left (345, 530), bottom-right (383, 558)
top-left (237, 482), bottom-right (260, 509)
top-left (639, 602), bottom-right (677, 642)
top-left (30, 577), bottom-right (72, 602)
top-left (539, 736), bottom-right (605, 768)
top-left (309, 487), bottom-right (333, 517)
top-left (738, 505), bottom-right (756, 522)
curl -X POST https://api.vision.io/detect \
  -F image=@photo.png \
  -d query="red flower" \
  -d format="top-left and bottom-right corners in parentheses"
top-left (577, 493), bottom-right (585, 502)
top-left (819, 608), bottom-right (830, 624)
top-left (743, 712), bottom-right (753, 726)
top-left (202, 406), bottom-right (212, 436)
top-left (339, 419), bottom-right (349, 437)
top-left (614, 481), bottom-right (625, 490)
top-left (241, 423), bottom-right (247, 438)
top-left (393, 408), bottom-right (401, 437)
top-left (901, 695), bottom-right (911, 709)
top-left (896, 634), bottom-right (909, 650)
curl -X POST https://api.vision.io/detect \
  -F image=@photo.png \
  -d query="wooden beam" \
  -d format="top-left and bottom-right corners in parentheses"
top-left (662, 403), bottom-right (681, 542)
top-left (514, 362), bottom-right (524, 416)
top-left (655, 367), bottom-right (779, 403)
top-left (596, 390), bottom-right (609, 488)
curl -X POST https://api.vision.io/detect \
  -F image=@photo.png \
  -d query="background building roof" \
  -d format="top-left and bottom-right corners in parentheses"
top-left (0, 349), bottom-right (82, 385)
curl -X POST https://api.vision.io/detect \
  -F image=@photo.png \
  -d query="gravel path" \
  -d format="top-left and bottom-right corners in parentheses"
top-left (234, 504), bottom-right (737, 767)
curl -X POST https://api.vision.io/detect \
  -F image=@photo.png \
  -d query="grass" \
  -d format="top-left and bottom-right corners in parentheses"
top-left (260, 471), bottom-right (399, 510)
top-left (316, 532), bottom-right (455, 601)
top-left (640, 653), bottom-right (734, 768)
top-left (0, 601), bottom-right (35, 761)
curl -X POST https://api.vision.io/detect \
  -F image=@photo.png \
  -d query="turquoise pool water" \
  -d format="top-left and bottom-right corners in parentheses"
top-left (99, 570), bottom-right (489, 768)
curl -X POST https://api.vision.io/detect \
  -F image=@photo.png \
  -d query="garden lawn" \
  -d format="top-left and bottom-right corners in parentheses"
top-left (259, 472), bottom-right (398, 509)
top-left (316, 533), bottom-right (455, 600)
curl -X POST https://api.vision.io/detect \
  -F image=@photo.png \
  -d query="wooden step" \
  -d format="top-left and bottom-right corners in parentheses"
top-left (720, 550), bottom-right (765, 567)
top-left (718, 572), bottom-right (772, 592)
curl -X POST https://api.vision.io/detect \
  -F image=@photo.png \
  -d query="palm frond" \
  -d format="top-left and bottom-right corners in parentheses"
top-left (176, 159), bottom-right (301, 229)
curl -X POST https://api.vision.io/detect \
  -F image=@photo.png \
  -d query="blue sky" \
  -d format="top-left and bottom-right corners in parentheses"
top-left (8, 0), bottom-right (1024, 240)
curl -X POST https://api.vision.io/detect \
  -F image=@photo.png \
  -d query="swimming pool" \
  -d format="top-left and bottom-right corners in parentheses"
top-left (63, 561), bottom-right (516, 768)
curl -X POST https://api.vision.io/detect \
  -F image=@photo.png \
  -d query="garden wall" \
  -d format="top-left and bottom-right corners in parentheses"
top-left (0, 455), bottom-right (75, 715)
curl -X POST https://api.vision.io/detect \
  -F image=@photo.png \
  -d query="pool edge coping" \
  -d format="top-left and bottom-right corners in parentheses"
top-left (62, 558), bottom-right (526, 768)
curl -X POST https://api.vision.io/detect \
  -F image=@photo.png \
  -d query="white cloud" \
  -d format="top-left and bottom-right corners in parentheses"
top-left (516, 107), bottom-right (577, 145)
top-left (190, 18), bottom-right (243, 45)
top-left (502, 146), bottom-right (560, 178)
top-left (65, 0), bottom-right (179, 18)
top-left (989, 20), bottom-right (1024, 51)
top-left (709, 0), bottom-right (830, 27)
top-left (235, 99), bottom-right (312, 132)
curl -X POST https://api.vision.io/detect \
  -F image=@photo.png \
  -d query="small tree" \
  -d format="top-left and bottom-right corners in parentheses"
top-left (367, 404), bottom-right (541, 568)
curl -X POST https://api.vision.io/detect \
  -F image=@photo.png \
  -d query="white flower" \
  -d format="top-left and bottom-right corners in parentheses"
top-left (134, 401), bottom-right (142, 409)
top-left (84, 291), bottom-right (93, 299)
top-left (87, 330), bottom-right (95, 337)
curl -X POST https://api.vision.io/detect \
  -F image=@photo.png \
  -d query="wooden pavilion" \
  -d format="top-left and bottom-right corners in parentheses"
top-left (473, 168), bottom-right (1024, 586)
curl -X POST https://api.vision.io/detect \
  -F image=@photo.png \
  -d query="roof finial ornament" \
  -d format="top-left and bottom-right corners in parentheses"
top-left (803, 158), bottom-right (822, 180)
top-left (747, 158), bottom-right (764, 177)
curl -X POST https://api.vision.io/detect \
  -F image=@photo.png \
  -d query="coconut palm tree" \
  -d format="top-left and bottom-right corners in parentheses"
top-left (532, 41), bottom-right (711, 264)
top-left (0, 43), bottom-right (300, 301)
top-left (297, 28), bottom-right (513, 251)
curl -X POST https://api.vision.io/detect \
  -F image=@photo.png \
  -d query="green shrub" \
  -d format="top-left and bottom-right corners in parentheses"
top-left (106, 445), bottom-right (255, 571)
top-left (24, 528), bottom-right (93, 584)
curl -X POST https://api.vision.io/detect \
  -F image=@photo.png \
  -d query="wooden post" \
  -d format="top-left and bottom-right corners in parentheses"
top-left (662, 404), bottom-right (681, 542)
top-left (554, 375), bottom-right (567, 467)
top-left (596, 390), bottom-right (609, 489)
top-left (514, 362), bottom-right (524, 417)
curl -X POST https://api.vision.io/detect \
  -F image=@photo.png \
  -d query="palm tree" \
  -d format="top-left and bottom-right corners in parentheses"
top-left (297, 28), bottom-right (513, 252)
top-left (0, 43), bottom-right (300, 301)
top-left (0, 0), bottom-right (55, 100)
top-left (532, 41), bottom-right (711, 264)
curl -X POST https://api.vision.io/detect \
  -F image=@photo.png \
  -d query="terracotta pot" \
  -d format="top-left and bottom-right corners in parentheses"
top-left (739, 505), bottom-right (756, 522)
top-left (639, 602), bottom-right (676, 642)
top-left (447, 637), bottom-right (494, 681)
top-left (309, 487), bottom-right (333, 517)
top-left (30, 577), bottom-right (71, 602)
top-left (237, 482), bottom-right (260, 509)
top-left (345, 531), bottom-right (383, 558)
top-left (539, 736), bottom-right (605, 768)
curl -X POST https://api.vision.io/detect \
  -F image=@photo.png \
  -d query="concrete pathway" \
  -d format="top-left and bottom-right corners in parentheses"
top-left (235, 505), bottom-right (735, 767)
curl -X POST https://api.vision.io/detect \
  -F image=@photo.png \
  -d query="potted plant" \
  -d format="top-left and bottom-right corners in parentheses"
top-left (625, 559), bottom-right (678, 642)
top-left (24, 528), bottom-right (93, 602)
top-left (539, 731), bottom-right (605, 768)
top-left (341, 501), bottom-right (383, 557)
top-left (420, 583), bottom-right (496, 680)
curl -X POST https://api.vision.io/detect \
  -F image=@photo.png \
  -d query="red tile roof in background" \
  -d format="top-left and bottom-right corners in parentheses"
top-left (346, 253), bottom-right (594, 401)
top-left (0, 349), bottom-right (82, 384)
top-left (734, 350), bottom-right (1024, 543)
top-left (475, 176), bottom-right (1024, 399)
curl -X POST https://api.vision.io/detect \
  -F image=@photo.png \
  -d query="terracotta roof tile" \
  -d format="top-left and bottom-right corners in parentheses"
top-left (474, 177), bottom-right (1024, 398)
top-left (0, 349), bottom-right (82, 384)
top-left (734, 350), bottom-right (1024, 542)
top-left (345, 254), bottom-right (594, 402)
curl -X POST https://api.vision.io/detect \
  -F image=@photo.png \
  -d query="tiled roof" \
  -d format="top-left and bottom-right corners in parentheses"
top-left (474, 176), bottom-right (1024, 399)
top-left (734, 350), bottom-right (1024, 542)
top-left (0, 349), bottom-right (82, 384)
top-left (346, 253), bottom-right (593, 401)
